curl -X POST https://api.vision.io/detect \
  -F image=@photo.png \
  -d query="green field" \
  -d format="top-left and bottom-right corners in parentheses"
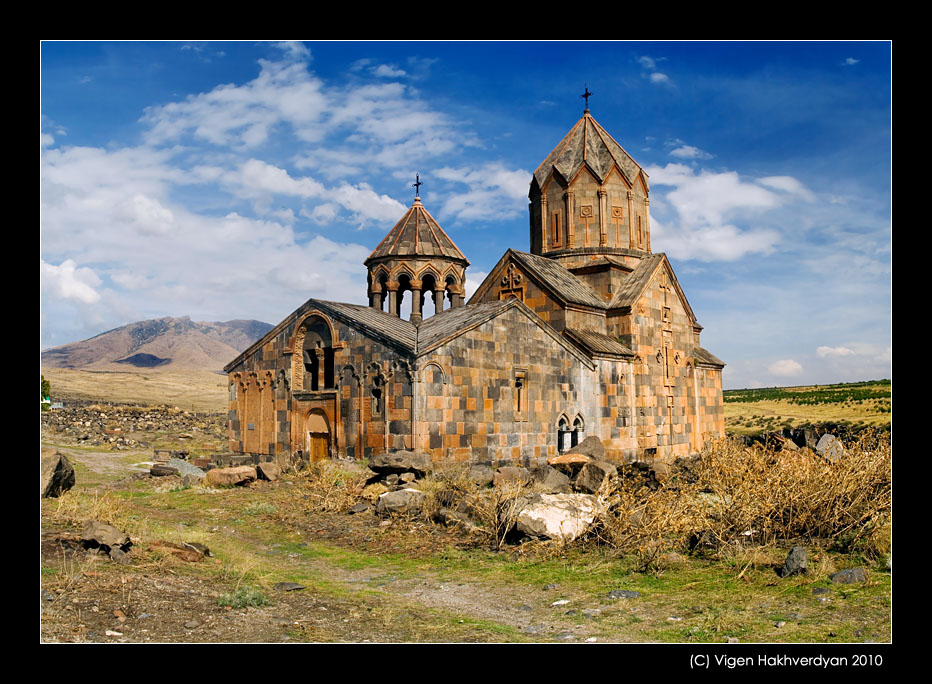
top-left (724, 380), bottom-right (891, 436)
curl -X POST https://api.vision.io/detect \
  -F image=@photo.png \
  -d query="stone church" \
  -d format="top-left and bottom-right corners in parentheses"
top-left (223, 105), bottom-right (725, 466)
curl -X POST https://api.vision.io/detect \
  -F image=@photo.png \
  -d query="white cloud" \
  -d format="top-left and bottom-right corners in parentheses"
top-left (433, 163), bottom-right (530, 221)
top-left (769, 359), bottom-right (803, 377)
top-left (757, 175), bottom-right (817, 201)
top-left (41, 259), bottom-right (102, 304)
top-left (649, 72), bottom-right (671, 84)
top-left (844, 57), bottom-right (860, 66)
top-left (817, 345), bottom-right (856, 358)
top-left (669, 145), bottom-right (712, 160)
top-left (372, 64), bottom-right (407, 78)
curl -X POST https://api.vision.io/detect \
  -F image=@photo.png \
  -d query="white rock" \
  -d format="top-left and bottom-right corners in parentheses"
top-left (516, 493), bottom-right (604, 542)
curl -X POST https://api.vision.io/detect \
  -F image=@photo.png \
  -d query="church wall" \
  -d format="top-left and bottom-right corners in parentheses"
top-left (412, 307), bottom-right (599, 464)
top-left (630, 266), bottom-right (707, 461)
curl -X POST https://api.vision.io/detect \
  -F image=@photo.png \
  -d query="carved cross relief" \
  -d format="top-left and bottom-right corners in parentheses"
top-left (500, 263), bottom-right (525, 302)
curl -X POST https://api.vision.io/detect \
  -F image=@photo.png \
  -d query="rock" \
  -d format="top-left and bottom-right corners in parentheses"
top-left (368, 451), bottom-right (433, 478)
top-left (204, 466), bottom-right (257, 487)
top-left (82, 521), bottom-right (131, 553)
top-left (581, 608), bottom-right (601, 618)
top-left (661, 552), bottom-right (685, 566)
top-left (816, 434), bottom-right (845, 462)
top-left (467, 464), bottom-right (495, 488)
top-left (109, 548), bottom-right (130, 564)
top-left (435, 507), bottom-right (479, 532)
top-left (399, 472), bottom-right (417, 484)
top-left (781, 438), bottom-right (799, 452)
top-left (150, 464), bottom-right (179, 477)
top-left (529, 465), bottom-right (572, 493)
top-left (375, 488), bottom-right (426, 517)
top-left (493, 466), bottom-right (531, 488)
top-left (273, 582), bottom-right (305, 592)
top-left (257, 462), bottom-right (281, 482)
top-left (607, 590), bottom-right (641, 599)
top-left (181, 473), bottom-right (200, 488)
top-left (830, 568), bottom-right (867, 584)
top-left (148, 540), bottom-right (203, 562)
top-left (779, 546), bottom-right (807, 577)
top-left (182, 541), bottom-right (211, 556)
top-left (547, 452), bottom-right (592, 475)
top-left (573, 460), bottom-right (617, 494)
top-left (812, 587), bottom-right (830, 595)
top-left (41, 448), bottom-right (75, 498)
top-left (515, 493), bottom-right (604, 542)
top-left (347, 502), bottom-right (370, 514)
top-left (566, 435), bottom-right (606, 460)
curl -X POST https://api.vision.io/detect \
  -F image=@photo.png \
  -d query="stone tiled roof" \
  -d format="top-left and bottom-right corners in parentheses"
top-left (365, 198), bottom-right (469, 265)
top-left (608, 254), bottom-right (665, 309)
top-left (564, 328), bottom-right (634, 358)
top-left (310, 300), bottom-right (418, 352)
top-left (415, 299), bottom-right (515, 353)
top-left (692, 347), bottom-right (725, 368)
top-left (533, 111), bottom-right (646, 189)
top-left (511, 250), bottom-right (608, 309)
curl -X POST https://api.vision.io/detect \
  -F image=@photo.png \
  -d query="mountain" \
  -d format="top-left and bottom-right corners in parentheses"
top-left (41, 316), bottom-right (274, 371)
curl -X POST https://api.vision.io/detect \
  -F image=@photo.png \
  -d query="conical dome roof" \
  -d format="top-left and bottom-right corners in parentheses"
top-left (532, 110), bottom-right (647, 190)
top-left (365, 197), bottom-right (469, 266)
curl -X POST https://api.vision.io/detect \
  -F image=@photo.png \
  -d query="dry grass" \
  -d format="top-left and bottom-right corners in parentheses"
top-left (594, 430), bottom-right (891, 563)
top-left (297, 461), bottom-right (371, 514)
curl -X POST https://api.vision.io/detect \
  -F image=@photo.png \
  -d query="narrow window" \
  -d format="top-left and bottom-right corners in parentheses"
top-left (552, 212), bottom-right (561, 246)
top-left (514, 369), bottom-right (528, 421)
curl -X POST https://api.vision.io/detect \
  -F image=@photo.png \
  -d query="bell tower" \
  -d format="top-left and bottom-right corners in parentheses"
top-left (364, 178), bottom-right (469, 324)
top-left (529, 95), bottom-right (652, 271)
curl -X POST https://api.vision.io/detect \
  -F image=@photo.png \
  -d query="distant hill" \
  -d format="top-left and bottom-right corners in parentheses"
top-left (41, 317), bottom-right (273, 372)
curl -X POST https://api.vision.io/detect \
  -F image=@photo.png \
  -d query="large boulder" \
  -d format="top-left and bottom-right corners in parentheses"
top-left (547, 452), bottom-right (592, 476)
top-left (529, 465), bottom-right (572, 494)
top-left (574, 460), bottom-right (618, 494)
top-left (566, 435), bottom-right (606, 461)
top-left (467, 464), bottom-right (495, 488)
top-left (375, 488), bottom-right (427, 517)
top-left (779, 546), bottom-right (807, 577)
top-left (368, 451), bottom-right (434, 478)
top-left (816, 434), bottom-right (845, 463)
top-left (493, 466), bottom-right (531, 488)
top-left (515, 493), bottom-right (605, 542)
top-left (41, 448), bottom-right (75, 498)
top-left (82, 521), bottom-right (131, 556)
top-left (204, 466), bottom-right (257, 487)
top-left (257, 462), bottom-right (282, 482)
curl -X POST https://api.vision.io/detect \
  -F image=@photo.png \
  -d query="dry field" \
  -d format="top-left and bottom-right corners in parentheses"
top-left (42, 368), bottom-right (228, 412)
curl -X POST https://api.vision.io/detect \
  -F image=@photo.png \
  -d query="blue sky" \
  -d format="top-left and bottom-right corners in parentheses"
top-left (40, 41), bottom-right (891, 389)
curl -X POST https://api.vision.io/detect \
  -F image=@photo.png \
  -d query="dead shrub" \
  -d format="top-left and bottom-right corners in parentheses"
top-left (595, 430), bottom-right (891, 561)
top-left (298, 461), bottom-right (369, 513)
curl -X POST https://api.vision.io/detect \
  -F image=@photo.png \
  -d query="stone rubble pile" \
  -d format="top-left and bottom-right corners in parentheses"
top-left (40, 403), bottom-right (226, 450)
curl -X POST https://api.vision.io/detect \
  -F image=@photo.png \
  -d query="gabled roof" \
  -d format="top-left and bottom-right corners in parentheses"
top-left (365, 197), bottom-right (469, 265)
top-left (532, 110), bottom-right (646, 190)
top-left (608, 253), bottom-right (697, 323)
top-left (564, 328), bottom-right (634, 359)
top-left (692, 347), bottom-right (725, 368)
top-left (509, 250), bottom-right (608, 310)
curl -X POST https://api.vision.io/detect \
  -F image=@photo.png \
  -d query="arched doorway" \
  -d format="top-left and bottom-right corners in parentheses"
top-left (305, 410), bottom-right (331, 462)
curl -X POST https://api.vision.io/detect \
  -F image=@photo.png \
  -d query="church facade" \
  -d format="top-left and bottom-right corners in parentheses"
top-left (223, 108), bottom-right (725, 466)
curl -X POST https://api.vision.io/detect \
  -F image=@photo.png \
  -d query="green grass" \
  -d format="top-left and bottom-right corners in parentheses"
top-left (217, 585), bottom-right (271, 609)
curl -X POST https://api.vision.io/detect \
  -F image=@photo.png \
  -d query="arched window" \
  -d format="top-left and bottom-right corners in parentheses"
top-left (298, 316), bottom-right (335, 391)
top-left (572, 414), bottom-right (585, 448)
top-left (557, 414), bottom-right (571, 453)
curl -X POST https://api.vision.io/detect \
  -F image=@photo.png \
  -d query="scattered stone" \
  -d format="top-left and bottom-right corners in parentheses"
top-left (467, 464), bottom-right (495, 487)
top-left (524, 623), bottom-right (547, 635)
top-left (148, 540), bottom-right (203, 562)
top-left (812, 587), bottom-right (830, 595)
top-left (81, 521), bottom-right (131, 555)
top-left (109, 548), bottom-right (130, 564)
top-left (273, 582), bottom-right (305, 592)
top-left (515, 493), bottom-right (604, 542)
top-left (661, 552), bottom-right (685, 566)
top-left (551, 599), bottom-right (570, 606)
top-left (555, 633), bottom-right (575, 641)
top-left (41, 448), bottom-right (75, 498)
top-left (493, 466), bottom-right (531, 488)
top-left (182, 541), bottom-right (211, 556)
top-left (518, 604), bottom-right (533, 612)
top-left (529, 465), bottom-right (572, 493)
top-left (347, 502), bottom-right (371, 515)
top-left (779, 546), bottom-right (807, 577)
top-left (434, 507), bottom-right (479, 532)
top-left (375, 488), bottom-right (426, 517)
top-left (399, 472), bottom-right (417, 484)
top-left (607, 590), bottom-right (641, 599)
top-left (566, 435), bottom-right (606, 461)
top-left (775, 621), bottom-right (786, 628)
top-left (726, 637), bottom-right (740, 643)
top-left (581, 608), bottom-right (601, 619)
top-left (543, 583), bottom-right (558, 590)
top-left (204, 465), bottom-right (257, 487)
top-left (150, 464), bottom-right (179, 477)
top-left (105, 629), bottom-right (123, 636)
top-left (184, 620), bottom-right (199, 629)
top-left (667, 616), bottom-right (683, 622)
top-left (257, 462), bottom-right (282, 482)
top-left (368, 451), bottom-right (433, 478)
top-left (547, 451), bottom-right (592, 475)
top-left (573, 460), bottom-right (618, 494)
top-left (816, 433), bottom-right (846, 462)
top-left (830, 568), bottom-right (867, 584)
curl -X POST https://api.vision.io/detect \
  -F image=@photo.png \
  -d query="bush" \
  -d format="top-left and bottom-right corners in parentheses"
top-left (217, 585), bottom-right (270, 609)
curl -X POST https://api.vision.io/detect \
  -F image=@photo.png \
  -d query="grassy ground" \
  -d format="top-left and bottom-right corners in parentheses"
top-left (40, 440), bottom-right (892, 644)
top-left (724, 380), bottom-right (891, 436)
